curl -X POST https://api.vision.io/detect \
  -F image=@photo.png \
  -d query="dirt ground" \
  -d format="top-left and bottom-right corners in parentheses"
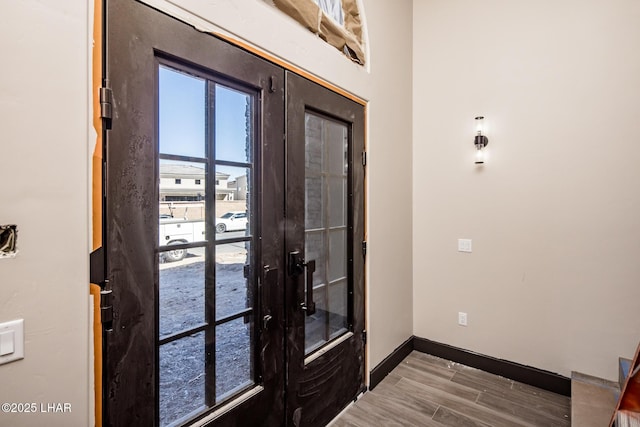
top-left (158, 254), bottom-right (252, 425)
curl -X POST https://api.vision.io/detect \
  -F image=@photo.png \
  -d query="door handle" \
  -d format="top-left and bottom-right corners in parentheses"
top-left (260, 265), bottom-right (277, 330)
top-left (288, 251), bottom-right (316, 316)
top-left (262, 314), bottom-right (273, 329)
top-left (301, 260), bottom-right (316, 315)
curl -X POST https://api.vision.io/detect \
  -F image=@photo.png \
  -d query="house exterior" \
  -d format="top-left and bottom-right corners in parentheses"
top-left (228, 174), bottom-right (248, 201)
top-left (159, 163), bottom-right (234, 201)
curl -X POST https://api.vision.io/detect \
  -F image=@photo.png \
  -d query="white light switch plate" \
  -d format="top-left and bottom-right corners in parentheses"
top-left (0, 319), bottom-right (24, 365)
top-left (458, 239), bottom-right (472, 253)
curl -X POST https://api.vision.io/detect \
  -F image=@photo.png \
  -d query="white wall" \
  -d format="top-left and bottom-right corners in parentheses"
top-left (142, 0), bottom-right (414, 371)
top-left (413, 0), bottom-right (640, 380)
top-left (361, 0), bottom-right (414, 367)
top-left (0, 1), bottom-right (91, 426)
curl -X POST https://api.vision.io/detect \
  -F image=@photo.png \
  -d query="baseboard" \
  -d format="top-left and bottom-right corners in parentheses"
top-left (368, 336), bottom-right (571, 396)
top-left (413, 337), bottom-right (571, 396)
top-left (369, 336), bottom-right (413, 390)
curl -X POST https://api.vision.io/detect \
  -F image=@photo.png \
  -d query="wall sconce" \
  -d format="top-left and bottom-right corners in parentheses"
top-left (474, 116), bottom-right (489, 164)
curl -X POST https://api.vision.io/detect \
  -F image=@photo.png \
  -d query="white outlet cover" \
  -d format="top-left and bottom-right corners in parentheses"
top-left (458, 312), bottom-right (468, 326)
top-left (458, 239), bottom-right (472, 253)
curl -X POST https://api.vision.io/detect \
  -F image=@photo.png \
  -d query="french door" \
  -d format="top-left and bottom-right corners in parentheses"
top-left (285, 73), bottom-right (366, 427)
top-left (102, 1), bottom-right (364, 426)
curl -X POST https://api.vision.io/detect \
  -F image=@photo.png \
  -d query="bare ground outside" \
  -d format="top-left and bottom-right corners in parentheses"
top-left (158, 240), bottom-right (252, 425)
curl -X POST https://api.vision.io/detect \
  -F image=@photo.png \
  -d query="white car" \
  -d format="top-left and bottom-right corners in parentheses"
top-left (216, 211), bottom-right (248, 233)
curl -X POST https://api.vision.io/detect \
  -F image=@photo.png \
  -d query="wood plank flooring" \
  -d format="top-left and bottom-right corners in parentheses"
top-left (330, 351), bottom-right (571, 427)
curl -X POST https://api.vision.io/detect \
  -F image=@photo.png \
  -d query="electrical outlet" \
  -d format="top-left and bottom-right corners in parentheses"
top-left (458, 239), bottom-right (472, 253)
top-left (458, 312), bottom-right (468, 326)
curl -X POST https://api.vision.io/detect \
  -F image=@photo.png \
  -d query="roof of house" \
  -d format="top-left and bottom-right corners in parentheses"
top-left (159, 163), bottom-right (230, 180)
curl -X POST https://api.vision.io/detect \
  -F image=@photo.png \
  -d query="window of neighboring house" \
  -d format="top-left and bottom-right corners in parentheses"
top-left (175, 178), bottom-right (181, 184)
top-left (215, 179), bottom-right (220, 185)
top-left (195, 179), bottom-right (201, 185)
top-left (264, 0), bottom-right (365, 65)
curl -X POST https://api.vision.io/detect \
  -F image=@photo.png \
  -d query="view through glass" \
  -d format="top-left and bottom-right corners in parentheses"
top-left (304, 112), bottom-right (349, 354)
top-left (157, 64), bottom-right (255, 425)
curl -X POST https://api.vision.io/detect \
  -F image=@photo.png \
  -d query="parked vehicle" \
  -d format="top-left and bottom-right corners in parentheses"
top-left (159, 217), bottom-right (205, 262)
top-left (215, 211), bottom-right (248, 233)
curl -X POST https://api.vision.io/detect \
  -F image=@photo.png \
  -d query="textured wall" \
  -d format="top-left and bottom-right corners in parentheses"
top-left (0, 1), bottom-right (91, 426)
top-left (413, 0), bottom-right (640, 380)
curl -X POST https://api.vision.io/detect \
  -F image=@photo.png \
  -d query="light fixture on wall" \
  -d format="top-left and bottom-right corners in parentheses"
top-left (474, 116), bottom-right (489, 164)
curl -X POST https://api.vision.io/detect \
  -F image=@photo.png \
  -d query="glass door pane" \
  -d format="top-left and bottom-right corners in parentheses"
top-left (157, 64), bottom-right (257, 426)
top-left (304, 112), bottom-right (349, 354)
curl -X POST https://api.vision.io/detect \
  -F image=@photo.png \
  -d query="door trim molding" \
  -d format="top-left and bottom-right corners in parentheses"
top-left (370, 336), bottom-right (571, 397)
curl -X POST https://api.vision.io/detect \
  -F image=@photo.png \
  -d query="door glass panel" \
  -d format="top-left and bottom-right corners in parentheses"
top-left (328, 280), bottom-right (348, 340)
top-left (215, 243), bottom-right (251, 320)
top-left (326, 121), bottom-right (348, 175)
top-left (159, 159), bottom-right (207, 256)
top-left (157, 63), bottom-right (257, 422)
top-left (159, 65), bottom-right (206, 159)
top-left (215, 85), bottom-right (252, 164)
top-left (159, 332), bottom-right (205, 426)
top-left (305, 114), bottom-right (324, 173)
top-left (305, 231), bottom-right (326, 287)
top-left (305, 177), bottom-right (324, 229)
top-left (329, 229), bottom-right (347, 282)
top-left (214, 166), bottom-right (250, 236)
top-left (328, 178), bottom-right (346, 227)
top-left (304, 112), bottom-right (350, 355)
top-left (216, 317), bottom-right (253, 402)
top-left (305, 285), bottom-right (328, 353)
top-left (159, 257), bottom-right (205, 339)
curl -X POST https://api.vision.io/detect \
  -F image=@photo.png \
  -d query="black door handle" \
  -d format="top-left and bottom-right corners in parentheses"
top-left (288, 251), bottom-right (316, 316)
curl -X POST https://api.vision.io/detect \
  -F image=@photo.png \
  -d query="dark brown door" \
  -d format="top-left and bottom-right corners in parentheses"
top-left (284, 72), bottom-right (366, 427)
top-left (104, 2), bottom-right (365, 426)
top-left (104, 1), bottom-right (285, 425)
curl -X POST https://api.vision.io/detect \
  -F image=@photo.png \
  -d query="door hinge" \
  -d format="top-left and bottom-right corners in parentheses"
top-left (362, 330), bottom-right (367, 344)
top-left (99, 83), bottom-right (113, 129)
top-left (90, 246), bottom-right (106, 285)
top-left (100, 286), bottom-right (114, 331)
top-left (362, 151), bottom-right (367, 167)
top-left (362, 241), bottom-right (367, 257)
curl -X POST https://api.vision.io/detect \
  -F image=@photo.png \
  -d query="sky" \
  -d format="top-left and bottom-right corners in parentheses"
top-left (158, 65), bottom-right (251, 181)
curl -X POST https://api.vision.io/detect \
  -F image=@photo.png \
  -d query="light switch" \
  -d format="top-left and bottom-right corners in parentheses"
top-left (0, 319), bottom-right (24, 365)
top-left (0, 330), bottom-right (15, 356)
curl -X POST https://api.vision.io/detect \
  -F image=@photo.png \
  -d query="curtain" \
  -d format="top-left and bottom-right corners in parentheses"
top-left (268, 0), bottom-right (366, 65)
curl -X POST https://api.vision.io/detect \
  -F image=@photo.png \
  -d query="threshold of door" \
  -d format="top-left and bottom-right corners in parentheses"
top-left (191, 386), bottom-right (264, 427)
top-left (304, 332), bottom-right (354, 366)
top-left (325, 389), bottom-right (366, 426)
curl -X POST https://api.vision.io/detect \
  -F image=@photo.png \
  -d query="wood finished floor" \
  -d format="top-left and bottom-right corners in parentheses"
top-left (331, 351), bottom-right (571, 427)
